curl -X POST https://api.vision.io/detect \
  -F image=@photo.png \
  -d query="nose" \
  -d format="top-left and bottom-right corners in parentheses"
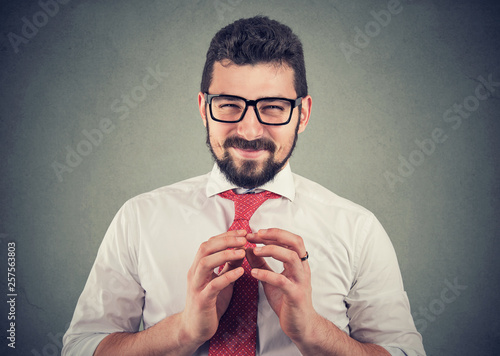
top-left (236, 105), bottom-right (264, 140)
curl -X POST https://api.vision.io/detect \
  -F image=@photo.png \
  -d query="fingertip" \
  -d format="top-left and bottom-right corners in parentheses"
top-left (229, 230), bottom-right (247, 238)
top-left (234, 237), bottom-right (247, 246)
top-left (234, 266), bottom-right (245, 277)
top-left (222, 266), bottom-right (244, 281)
top-left (245, 247), bottom-right (256, 263)
top-left (237, 247), bottom-right (247, 253)
top-left (251, 268), bottom-right (260, 278)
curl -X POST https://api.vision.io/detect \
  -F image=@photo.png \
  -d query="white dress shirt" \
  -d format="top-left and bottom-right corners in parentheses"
top-left (62, 164), bottom-right (425, 355)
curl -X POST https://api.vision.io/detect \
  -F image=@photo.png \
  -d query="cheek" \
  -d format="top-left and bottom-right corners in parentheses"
top-left (270, 129), bottom-right (296, 150)
top-left (208, 125), bottom-right (232, 148)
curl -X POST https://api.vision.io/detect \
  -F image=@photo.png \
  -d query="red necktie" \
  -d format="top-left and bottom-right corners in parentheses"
top-left (208, 189), bottom-right (280, 356)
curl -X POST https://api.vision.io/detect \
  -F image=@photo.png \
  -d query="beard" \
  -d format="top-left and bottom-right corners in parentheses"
top-left (206, 120), bottom-right (300, 189)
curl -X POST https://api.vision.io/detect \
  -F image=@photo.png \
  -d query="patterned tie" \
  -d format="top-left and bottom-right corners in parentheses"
top-left (208, 189), bottom-right (280, 356)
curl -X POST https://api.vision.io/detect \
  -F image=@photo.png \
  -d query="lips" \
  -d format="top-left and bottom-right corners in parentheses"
top-left (223, 136), bottom-right (276, 153)
top-left (232, 147), bottom-right (268, 159)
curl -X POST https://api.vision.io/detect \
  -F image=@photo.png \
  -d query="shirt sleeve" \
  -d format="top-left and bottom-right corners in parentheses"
top-left (383, 345), bottom-right (414, 356)
top-left (345, 213), bottom-right (426, 356)
top-left (62, 201), bottom-right (145, 355)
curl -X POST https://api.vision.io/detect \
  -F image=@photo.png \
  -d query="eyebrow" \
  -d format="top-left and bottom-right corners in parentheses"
top-left (218, 94), bottom-right (290, 100)
top-left (218, 96), bottom-right (241, 101)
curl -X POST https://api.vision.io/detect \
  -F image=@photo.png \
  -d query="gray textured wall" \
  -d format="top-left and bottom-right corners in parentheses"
top-left (1, 0), bottom-right (499, 355)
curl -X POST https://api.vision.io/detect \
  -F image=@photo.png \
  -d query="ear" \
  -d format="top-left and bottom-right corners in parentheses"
top-left (198, 92), bottom-right (208, 127)
top-left (297, 95), bottom-right (312, 134)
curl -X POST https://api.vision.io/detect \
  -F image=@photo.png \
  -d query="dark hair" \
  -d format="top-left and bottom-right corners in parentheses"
top-left (201, 16), bottom-right (308, 97)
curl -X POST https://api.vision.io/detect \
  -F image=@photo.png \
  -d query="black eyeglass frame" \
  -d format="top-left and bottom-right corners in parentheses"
top-left (204, 93), bottom-right (302, 126)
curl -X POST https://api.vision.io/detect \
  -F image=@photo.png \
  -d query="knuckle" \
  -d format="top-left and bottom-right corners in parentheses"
top-left (286, 249), bottom-right (297, 259)
top-left (204, 281), bottom-right (217, 294)
top-left (266, 227), bottom-right (280, 235)
top-left (223, 234), bottom-right (232, 245)
top-left (198, 256), bottom-right (210, 269)
top-left (275, 274), bottom-right (288, 288)
top-left (199, 241), bottom-right (210, 255)
top-left (209, 232), bottom-right (224, 241)
top-left (225, 248), bottom-right (237, 258)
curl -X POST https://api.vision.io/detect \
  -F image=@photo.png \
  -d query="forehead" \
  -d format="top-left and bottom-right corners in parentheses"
top-left (209, 61), bottom-right (296, 99)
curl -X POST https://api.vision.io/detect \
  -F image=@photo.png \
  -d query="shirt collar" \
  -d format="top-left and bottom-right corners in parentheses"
top-left (206, 163), bottom-right (295, 201)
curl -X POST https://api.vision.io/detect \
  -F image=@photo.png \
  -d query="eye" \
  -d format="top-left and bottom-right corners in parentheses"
top-left (261, 104), bottom-right (285, 111)
top-left (258, 99), bottom-right (290, 114)
top-left (213, 96), bottom-right (245, 111)
top-left (219, 102), bottom-right (242, 109)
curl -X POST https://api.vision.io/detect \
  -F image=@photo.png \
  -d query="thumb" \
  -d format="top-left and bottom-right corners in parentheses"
top-left (246, 247), bottom-right (271, 271)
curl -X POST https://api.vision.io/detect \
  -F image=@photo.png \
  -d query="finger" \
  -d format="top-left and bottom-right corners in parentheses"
top-left (248, 229), bottom-right (307, 259)
top-left (193, 230), bottom-right (247, 264)
top-left (253, 245), bottom-right (305, 280)
top-left (193, 248), bottom-right (246, 286)
top-left (245, 246), bottom-right (272, 271)
top-left (251, 267), bottom-right (294, 292)
top-left (203, 267), bottom-right (245, 299)
top-left (245, 232), bottom-right (266, 244)
top-left (208, 229), bottom-right (248, 244)
top-left (223, 252), bottom-right (245, 270)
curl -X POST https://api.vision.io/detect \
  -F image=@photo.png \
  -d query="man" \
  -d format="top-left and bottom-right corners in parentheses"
top-left (63, 16), bottom-right (425, 356)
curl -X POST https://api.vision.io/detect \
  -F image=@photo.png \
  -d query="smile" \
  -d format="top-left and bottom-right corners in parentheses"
top-left (231, 147), bottom-right (270, 159)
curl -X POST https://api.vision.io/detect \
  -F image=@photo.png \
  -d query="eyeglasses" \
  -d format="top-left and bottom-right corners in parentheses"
top-left (204, 93), bottom-right (302, 126)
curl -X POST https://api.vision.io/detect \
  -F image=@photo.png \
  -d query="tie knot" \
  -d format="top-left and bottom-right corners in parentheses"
top-left (219, 189), bottom-right (280, 221)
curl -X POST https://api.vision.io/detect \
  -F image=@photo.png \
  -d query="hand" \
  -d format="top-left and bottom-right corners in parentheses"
top-left (246, 228), bottom-right (316, 342)
top-left (181, 230), bottom-right (248, 345)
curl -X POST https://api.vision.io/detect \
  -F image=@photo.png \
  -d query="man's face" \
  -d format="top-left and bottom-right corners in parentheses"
top-left (198, 61), bottom-right (311, 188)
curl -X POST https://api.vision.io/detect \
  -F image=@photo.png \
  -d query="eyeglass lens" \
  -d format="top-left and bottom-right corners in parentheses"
top-left (211, 96), bottom-right (292, 124)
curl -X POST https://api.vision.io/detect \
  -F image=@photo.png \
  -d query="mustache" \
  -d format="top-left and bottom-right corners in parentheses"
top-left (223, 136), bottom-right (276, 153)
